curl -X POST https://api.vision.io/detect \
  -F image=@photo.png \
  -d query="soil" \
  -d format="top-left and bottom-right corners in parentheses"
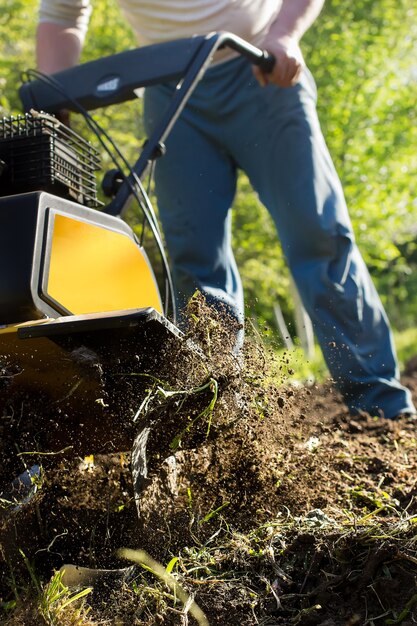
top-left (1, 296), bottom-right (417, 625)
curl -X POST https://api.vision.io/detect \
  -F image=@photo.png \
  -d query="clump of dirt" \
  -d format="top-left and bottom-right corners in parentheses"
top-left (2, 294), bottom-right (417, 625)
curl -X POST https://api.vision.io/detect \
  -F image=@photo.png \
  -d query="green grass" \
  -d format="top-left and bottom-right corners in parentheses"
top-left (394, 327), bottom-right (417, 371)
top-left (265, 326), bottom-right (417, 386)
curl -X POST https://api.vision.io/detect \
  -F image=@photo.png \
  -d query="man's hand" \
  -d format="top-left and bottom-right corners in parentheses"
top-left (253, 0), bottom-right (324, 88)
top-left (253, 36), bottom-right (303, 88)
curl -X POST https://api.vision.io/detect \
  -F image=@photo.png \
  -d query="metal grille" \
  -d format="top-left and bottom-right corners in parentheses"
top-left (0, 112), bottom-right (101, 208)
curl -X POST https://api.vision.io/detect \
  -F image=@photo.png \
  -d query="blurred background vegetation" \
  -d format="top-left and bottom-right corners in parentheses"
top-left (1, 0), bottom-right (416, 373)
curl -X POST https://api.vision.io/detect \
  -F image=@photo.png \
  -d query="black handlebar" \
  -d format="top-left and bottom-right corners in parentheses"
top-left (217, 32), bottom-right (275, 74)
top-left (253, 51), bottom-right (276, 74)
top-left (18, 31), bottom-right (276, 219)
top-left (20, 31), bottom-right (275, 115)
top-left (19, 31), bottom-right (276, 212)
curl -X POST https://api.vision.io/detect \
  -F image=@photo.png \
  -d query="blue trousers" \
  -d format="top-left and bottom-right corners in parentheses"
top-left (144, 56), bottom-right (415, 419)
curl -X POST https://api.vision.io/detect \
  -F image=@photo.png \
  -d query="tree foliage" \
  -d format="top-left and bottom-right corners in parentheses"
top-left (1, 0), bottom-right (416, 336)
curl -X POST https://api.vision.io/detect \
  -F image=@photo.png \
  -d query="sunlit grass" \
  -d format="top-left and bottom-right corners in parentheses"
top-left (264, 326), bottom-right (417, 386)
top-left (394, 327), bottom-right (417, 371)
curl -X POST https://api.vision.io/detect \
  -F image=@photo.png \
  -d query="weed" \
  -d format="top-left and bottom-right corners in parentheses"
top-left (40, 570), bottom-right (92, 625)
top-left (1, 554), bottom-right (93, 626)
top-left (120, 548), bottom-right (209, 626)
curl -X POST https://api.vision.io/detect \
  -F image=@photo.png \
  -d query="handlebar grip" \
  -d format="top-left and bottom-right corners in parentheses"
top-left (253, 51), bottom-right (276, 74)
top-left (218, 33), bottom-right (275, 74)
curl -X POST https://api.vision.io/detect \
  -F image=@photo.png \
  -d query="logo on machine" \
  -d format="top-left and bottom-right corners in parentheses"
top-left (96, 75), bottom-right (120, 95)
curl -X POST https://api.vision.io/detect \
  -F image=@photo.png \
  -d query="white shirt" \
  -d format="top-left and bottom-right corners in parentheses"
top-left (39, 0), bottom-right (281, 62)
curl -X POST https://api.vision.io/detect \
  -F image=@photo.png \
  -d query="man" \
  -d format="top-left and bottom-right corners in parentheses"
top-left (36, 0), bottom-right (416, 420)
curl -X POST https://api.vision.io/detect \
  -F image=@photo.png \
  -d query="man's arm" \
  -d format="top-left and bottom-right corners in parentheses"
top-left (255, 0), bottom-right (325, 88)
top-left (36, 0), bottom-right (92, 74)
top-left (36, 1), bottom-right (91, 122)
top-left (36, 22), bottom-right (84, 74)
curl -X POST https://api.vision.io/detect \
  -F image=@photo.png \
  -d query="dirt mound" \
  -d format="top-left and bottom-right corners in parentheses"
top-left (2, 296), bottom-right (417, 625)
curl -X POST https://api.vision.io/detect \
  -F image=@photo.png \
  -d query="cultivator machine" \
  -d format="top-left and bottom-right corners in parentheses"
top-left (0, 112), bottom-right (182, 564)
top-left (0, 111), bottom-right (180, 468)
top-left (0, 32), bottom-right (274, 569)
